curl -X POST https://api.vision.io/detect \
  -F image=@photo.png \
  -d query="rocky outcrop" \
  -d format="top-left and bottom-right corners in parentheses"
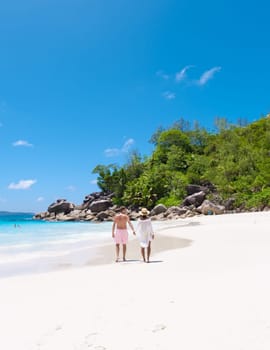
top-left (81, 192), bottom-right (114, 210)
top-left (186, 184), bottom-right (209, 196)
top-left (34, 192), bottom-right (115, 222)
top-left (54, 213), bottom-right (76, 221)
top-left (33, 185), bottom-right (236, 222)
top-left (151, 204), bottom-right (167, 216)
top-left (89, 199), bottom-right (112, 213)
top-left (48, 199), bottom-right (75, 215)
top-left (197, 200), bottom-right (225, 215)
top-left (223, 198), bottom-right (235, 211)
top-left (34, 211), bottom-right (50, 220)
top-left (164, 206), bottom-right (188, 217)
top-left (182, 191), bottom-right (206, 207)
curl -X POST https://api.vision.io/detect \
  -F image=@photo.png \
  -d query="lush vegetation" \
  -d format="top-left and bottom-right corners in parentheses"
top-left (92, 115), bottom-right (270, 210)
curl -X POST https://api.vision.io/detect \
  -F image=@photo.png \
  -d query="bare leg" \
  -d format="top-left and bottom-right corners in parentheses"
top-left (147, 242), bottom-right (151, 263)
top-left (123, 244), bottom-right (127, 261)
top-left (115, 244), bottom-right (120, 262)
top-left (141, 247), bottom-right (146, 262)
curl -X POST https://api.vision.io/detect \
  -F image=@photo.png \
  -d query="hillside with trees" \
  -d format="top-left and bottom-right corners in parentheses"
top-left (92, 115), bottom-right (270, 211)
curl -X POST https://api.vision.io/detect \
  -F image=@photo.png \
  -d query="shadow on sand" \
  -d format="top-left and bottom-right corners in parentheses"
top-left (88, 232), bottom-right (192, 266)
top-left (158, 221), bottom-right (200, 231)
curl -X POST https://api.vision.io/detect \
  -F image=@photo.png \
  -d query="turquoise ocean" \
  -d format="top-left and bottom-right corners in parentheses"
top-left (0, 212), bottom-right (112, 278)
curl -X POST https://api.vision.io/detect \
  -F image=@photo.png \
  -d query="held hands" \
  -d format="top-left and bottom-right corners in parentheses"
top-left (133, 230), bottom-right (136, 235)
top-left (152, 234), bottom-right (155, 240)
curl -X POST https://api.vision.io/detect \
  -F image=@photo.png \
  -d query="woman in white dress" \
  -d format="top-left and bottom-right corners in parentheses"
top-left (136, 208), bottom-right (154, 263)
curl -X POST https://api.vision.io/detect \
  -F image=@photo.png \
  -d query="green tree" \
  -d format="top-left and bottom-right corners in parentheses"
top-left (92, 115), bottom-right (270, 210)
top-left (153, 129), bottom-right (193, 165)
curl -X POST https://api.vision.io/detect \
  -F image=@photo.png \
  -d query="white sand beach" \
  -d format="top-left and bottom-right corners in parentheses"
top-left (0, 211), bottom-right (270, 350)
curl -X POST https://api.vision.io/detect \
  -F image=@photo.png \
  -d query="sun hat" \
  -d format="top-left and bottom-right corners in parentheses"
top-left (139, 208), bottom-right (150, 216)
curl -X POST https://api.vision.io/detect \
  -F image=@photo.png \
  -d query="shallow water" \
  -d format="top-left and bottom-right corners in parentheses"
top-left (0, 213), bottom-right (167, 278)
top-left (0, 213), bottom-right (113, 278)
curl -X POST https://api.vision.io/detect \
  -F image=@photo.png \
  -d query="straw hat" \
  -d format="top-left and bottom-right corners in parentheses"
top-left (139, 208), bottom-right (150, 216)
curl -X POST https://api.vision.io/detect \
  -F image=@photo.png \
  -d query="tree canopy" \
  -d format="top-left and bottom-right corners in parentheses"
top-left (92, 115), bottom-right (270, 209)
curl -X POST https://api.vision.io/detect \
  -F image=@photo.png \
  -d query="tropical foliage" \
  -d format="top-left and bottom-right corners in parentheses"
top-left (92, 115), bottom-right (270, 209)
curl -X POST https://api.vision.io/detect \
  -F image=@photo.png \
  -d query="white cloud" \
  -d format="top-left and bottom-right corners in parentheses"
top-left (90, 179), bottom-right (98, 185)
top-left (13, 140), bottom-right (33, 147)
top-left (176, 65), bottom-right (194, 82)
top-left (156, 70), bottom-right (169, 80)
top-left (104, 138), bottom-right (135, 157)
top-left (8, 179), bottom-right (37, 190)
top-left (122, 138), bottom-right (135, 152)
top-left (37, 196), bottom-right (44, 202)
top-left (104, 148), bottom-right (121, 157)
top-left (162, 91), bottom-right (176, 100)
top-left (197, 66), bottom-right (221, 86)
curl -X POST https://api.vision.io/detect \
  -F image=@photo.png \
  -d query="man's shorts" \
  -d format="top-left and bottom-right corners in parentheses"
top-left (114, 229), bottom-right (128, 244)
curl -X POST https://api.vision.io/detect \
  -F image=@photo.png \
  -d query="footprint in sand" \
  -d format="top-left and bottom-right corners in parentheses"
top-left (36, 324), bottom-right (63, 348)
top-left (152, 324), bottom-right (167, 333)
top-left (78, 333), bottom-right (105, 350)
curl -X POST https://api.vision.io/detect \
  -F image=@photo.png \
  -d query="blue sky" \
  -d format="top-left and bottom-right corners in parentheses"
top-left (0, 0), bottom-right (269, 212)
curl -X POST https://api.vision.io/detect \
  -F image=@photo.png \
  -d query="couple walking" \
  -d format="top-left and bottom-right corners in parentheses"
top-left (112, 206), bottom-right (154, 263)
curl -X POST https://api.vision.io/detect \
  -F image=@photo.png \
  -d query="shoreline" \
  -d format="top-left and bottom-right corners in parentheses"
top-left (0, 222), bottom-right (193, 279)
top-left (86, 232), bottom-right (193, 266)
top-left (0, 219), bottom-right (191, 279)
top-left (0, 211), bottom-right (270, 350)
